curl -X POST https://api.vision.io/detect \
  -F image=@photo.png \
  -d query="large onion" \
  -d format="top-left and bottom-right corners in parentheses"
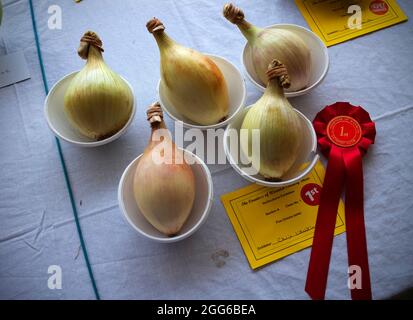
top-left (133, 103), bottom-right (196, 237)
top-left (224, 3), bottom-right (311, 92)
top-left (64, 31), bottom-right (133, 140)
top-left (147, 18), bottom-right (229, 125)
top-left (241, 60), bottom-right (303, 180)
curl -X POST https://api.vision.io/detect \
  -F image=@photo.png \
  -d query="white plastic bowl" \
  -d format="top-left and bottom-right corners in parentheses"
top-left (118, 149), bottom-right (213, 243)
top-left (44, 71), bottom-right (136, 147)
top-left (242, 24), bottom-right (329, 97)
top-left (223, 106), bottom-right (320, 188)
top-left (158, 54), bottom-right (246, 130)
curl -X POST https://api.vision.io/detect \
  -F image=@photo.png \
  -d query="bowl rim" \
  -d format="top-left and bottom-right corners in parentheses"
top-left (44, 70), bottom-right (137, 148)
top-left (157, 53), bottom-right (247, 130)
top-left (118, 149), bottom-right (214, 243)
top-left (223, 106), bottom-right (320, 188)
top-left (241, 23), bottom-right (330, 97)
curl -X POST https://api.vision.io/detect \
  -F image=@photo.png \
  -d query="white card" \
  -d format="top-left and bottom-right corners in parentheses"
top-left (0, 51), bottom-right (31, 88)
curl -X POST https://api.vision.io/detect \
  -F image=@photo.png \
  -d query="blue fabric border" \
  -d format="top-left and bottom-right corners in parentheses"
top-left (28, 0), bottom-right (100, 300)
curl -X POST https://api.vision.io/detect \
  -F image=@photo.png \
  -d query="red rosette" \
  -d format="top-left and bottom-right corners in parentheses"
top-left (306, 102), bottom-right (376, 300)
top-left (313, 102), bottom-right (376, 157)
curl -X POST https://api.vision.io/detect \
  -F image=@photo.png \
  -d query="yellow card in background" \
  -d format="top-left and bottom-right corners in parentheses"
top-left (221, 161), bottom-right (346, 270)
top-left (294, 0), bottom-right (408, 46)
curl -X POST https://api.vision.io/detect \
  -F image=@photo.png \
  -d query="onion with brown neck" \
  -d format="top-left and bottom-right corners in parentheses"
top-left (223, 3), bottom-right (311, 92)
top-left (240, 60), bottom-right (303, 180)
top-left (133, 103), bottom-right (195, 237)
top-left (147, 18), bottom-right (229, 125)
top-left (64, 31), bottom-right (133, 140)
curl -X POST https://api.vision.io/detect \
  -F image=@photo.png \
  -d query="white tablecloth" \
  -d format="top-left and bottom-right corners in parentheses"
top-left (1, 0), bottom-right (412, 300)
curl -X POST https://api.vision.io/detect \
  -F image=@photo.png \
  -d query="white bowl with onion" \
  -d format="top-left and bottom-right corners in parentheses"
top-left (118, 149), bottom-right (213, 243)
top-left (45, 71), bottom-right (136, 147)
top-left (242, 24), bottom-right (329, 97)
top-left (158, 54), bottom-right (246, 130)
top-left (223, 106), bottom-right (320, 188)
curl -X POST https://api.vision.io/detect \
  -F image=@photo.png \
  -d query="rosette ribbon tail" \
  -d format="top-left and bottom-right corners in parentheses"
top-left (305, 145), bottom-right (345, 300)
top-left (305, 102), bottom-right (375, 300)
top-left (343, 146), bottom-right (372, 300)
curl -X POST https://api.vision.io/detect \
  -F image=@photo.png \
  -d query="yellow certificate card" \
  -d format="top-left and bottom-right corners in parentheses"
top-left (294, 0), bottom-right (408, 46)
top-left (221, 161), bottom-right (346, 269)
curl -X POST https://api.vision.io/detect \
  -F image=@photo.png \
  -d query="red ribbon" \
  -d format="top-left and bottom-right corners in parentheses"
top-left (306, 102), bottom-right (376, 300)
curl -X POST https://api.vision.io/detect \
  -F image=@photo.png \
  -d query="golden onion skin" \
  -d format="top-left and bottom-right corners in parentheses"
top-left (133, 104), bottom-right (195, 237)
top-left (250, 29), bottom-right (311, 92)
top-left (147, 18), bottom-right (229, 125)
top-left (64, 32), bottom-right (133, 140)
top-left (240, 60), bottom-right (303, 180)
top-left (223, 3), bottom-right (311, 92)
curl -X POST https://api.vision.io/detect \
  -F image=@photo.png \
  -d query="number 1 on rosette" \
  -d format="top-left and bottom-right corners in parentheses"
top-left (306, 102), bottom-right (376, 300)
